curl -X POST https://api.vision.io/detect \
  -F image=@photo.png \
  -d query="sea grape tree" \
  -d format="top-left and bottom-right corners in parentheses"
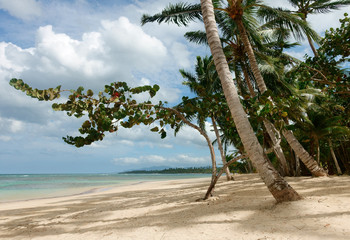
top-left (10, 77), bottom-right (247, 199)
top-left (9, 78), bottom-right (181, 147)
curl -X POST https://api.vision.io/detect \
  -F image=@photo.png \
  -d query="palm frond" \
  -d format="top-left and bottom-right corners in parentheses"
top-left (257, 6), bottom-right (321, 43)
top-left (141, 2), bottom-right (202, 26)
top-left (287, 0), bottom-right (301, 8)
top-left (309, 0), bottom-right (350, 14)
top-left (184, 31), bottom-right (209, 45)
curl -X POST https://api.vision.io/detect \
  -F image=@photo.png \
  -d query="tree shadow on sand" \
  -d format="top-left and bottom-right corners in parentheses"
top-left (1, 174), bottom-right (350, 239)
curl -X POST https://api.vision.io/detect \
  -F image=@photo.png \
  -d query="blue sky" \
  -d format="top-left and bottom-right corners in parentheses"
top-left (0, 0), bottom-right (349, 174)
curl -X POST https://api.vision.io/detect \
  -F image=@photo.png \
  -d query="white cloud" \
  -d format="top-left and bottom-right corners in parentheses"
top-left (170, 42), bottom-right (192, 69)
top-left (308, 8), bottom-right (350, 34)
top-left (113, 157), bottom-right (140, 164)
top-left (0, 117), bottom-right (23, 134)
top-left (119, 140), bottom-right (135, 146)
top-left (0, 42), bottom-right (33, 72)
top-left (0, 0), bottom-right (41, 21)
top-left (111, 120), bottom-right (217, 151)
top-left (0, 15), bottom-right (183, 128)
top-left (101, 17), bottom-right (168, 72)
top-left (285, 48), bottom-right (312, 61)
top-left (35, 25), bottom-right (109, 78)
top-left (1, 17), bottom-right (170, 89)
top-left (175, 121), bottom-right (216, 147)
top-left (112, 153), bottom-right (209, 166)
top-left (176, 154), bottom-right (209, 164)
top-left (9, 119), bottom-right (23, 133)
top-left (0, 135), bottom-right (11, 142)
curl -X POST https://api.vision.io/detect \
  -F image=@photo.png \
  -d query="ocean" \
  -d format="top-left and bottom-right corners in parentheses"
top-left (0, 173), bottom-right (211, 202)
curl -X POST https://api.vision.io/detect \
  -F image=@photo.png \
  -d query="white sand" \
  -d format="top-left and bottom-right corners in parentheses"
top-left (1, 174), bottom-right (349, 240)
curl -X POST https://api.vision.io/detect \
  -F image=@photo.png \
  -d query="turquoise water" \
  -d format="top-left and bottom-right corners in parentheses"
top-left (0, 173), bottom-right (211, 202)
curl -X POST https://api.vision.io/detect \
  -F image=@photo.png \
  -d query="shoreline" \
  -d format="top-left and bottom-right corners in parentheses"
top-left (1, 174), bottom-right (350, 240)
top-left (0, 173), bottom-right (211, 203)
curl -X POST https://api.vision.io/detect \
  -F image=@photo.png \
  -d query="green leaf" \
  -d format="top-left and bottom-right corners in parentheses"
top-left (161, 130), bottom-right (167, 139)
top-left (82, 120), bottom-right (91, 128)
top-left (150, 126), bottom-right (159, 132)
top-left (77, 86), bottom-right (84, 93)
top-left (87, 89), bottom-right (93, 96)
top-left (153, 84), bottom-right (160, 92)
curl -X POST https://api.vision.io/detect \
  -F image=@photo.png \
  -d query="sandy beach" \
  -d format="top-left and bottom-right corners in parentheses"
top-left (0, 174), bottom-right (349, 240)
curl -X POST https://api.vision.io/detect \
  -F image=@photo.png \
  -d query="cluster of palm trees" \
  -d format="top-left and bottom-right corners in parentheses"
top-left (141, 0), bottom-right (350, 202)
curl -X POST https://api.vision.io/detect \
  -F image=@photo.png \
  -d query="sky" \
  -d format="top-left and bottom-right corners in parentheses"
top-left (0, 0), bottom-right (349, 174)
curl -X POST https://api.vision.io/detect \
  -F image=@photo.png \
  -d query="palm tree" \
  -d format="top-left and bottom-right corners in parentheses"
top-left (200, 0), bottom-right (301, 202)
top-left (180, 56), bottom-right (234, 181)
top-left (142, 0), bottom-right (317, 92)
top-left (221, 1), bottom-right (327, 177)
top-left (287, 0), bottom-right (350, 56)
top-left (185, 15), bottom-right (295, 176)
top-left (293, 99), bottom-right (350, 174)
top-left (141, 0), bottom-right (327, 177)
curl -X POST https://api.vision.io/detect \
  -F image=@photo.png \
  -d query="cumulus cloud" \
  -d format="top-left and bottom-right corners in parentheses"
top-left (110, 119), bottom-right (217, 151)
top-left (112, 153), bottom-right (209, 166)
top-left (175, 121), bottom-right (216, 147)
top-left (0, 117), bottom-right (22, 133)
top-left (0, 15), bottom-right (185, 130)
top-left (0, 117), bottom-right (24, 141)
top-left (170, 42), bottom-right (192, 69)
top-left (1, 17), bottom-right (169, 85)
top-left (0, 135), bottom-right (11, 142)
top-left (100, 17), bottom-right (168, 72)
top-left (0, 0), bottom-right (41, 21)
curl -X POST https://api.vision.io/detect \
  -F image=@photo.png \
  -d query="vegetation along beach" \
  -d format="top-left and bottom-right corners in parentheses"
top-left (1, 0), bottom-right (350, 239)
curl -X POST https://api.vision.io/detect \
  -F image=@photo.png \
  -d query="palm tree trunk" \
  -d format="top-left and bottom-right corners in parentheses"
top-left (201, 0), bottom-right (301, 202)
top-left (236, 20), bottom-right (267, 93)
top-left (211, 116), bottom-right (233, 181)
top-left (242, 65), bottom-right (256, 97)
top-left (263, 119), bottom-right (290, 176)
top-left (295, 154), bottom-right (300, 177)
top-left (316, 139), bottom-right (320, 164)
top-left (203, 155), bottom-right (244, 200)
top-left (163, 107), bottom-right (218, 180)
top-left (282, 130), bottom-right (327, 176)
top-left (307, 34), bottom-right (319, 57)
top-left (239, 43), bottom-right (290, 176)
top-left (329, 139), bottom-right (342, 175)
top-left (236, 15), bottom-right (327, 177)
top-left (301, 15), bottom-right (319, 57)
top-left (246, 158), bottom-right (253, 173)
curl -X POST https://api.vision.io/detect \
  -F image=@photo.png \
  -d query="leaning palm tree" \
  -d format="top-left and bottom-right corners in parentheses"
top-left (200, 0), bottom-right (301, 202)
top-left (157, 0), bottom-right (301, 200)
top-left (211, 0), bottom-right (327, 176)
top-left (141, 0), bottom-right (327, 177)
top-left (184, 14), bottom-right (295, 176)
top-left (287, 0), bottom-right (350, 56)
top-left (142, 0), bottom-right (318, 93)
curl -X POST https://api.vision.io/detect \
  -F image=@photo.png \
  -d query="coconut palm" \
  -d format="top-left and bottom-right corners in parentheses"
top-left (220, 1), bottom-right (327, 177)
top-left (141, 0), bottom-right (328, 177)
top-left (142, 0), bottom-right (318, 93)
top-left (184, 16), bottom-right (297, 176)
top-left (200, 0), bottom-right (301, 202)
top-left (287, 0), bottom-right (350, 56)
top-left (180, 56), bottom-right (234, 181)
top-left (293, 98), bottom-right (350, 174)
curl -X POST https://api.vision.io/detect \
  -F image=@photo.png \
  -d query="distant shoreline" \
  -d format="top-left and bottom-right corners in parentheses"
top-left (120, 166), bottom-right (214, 174)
